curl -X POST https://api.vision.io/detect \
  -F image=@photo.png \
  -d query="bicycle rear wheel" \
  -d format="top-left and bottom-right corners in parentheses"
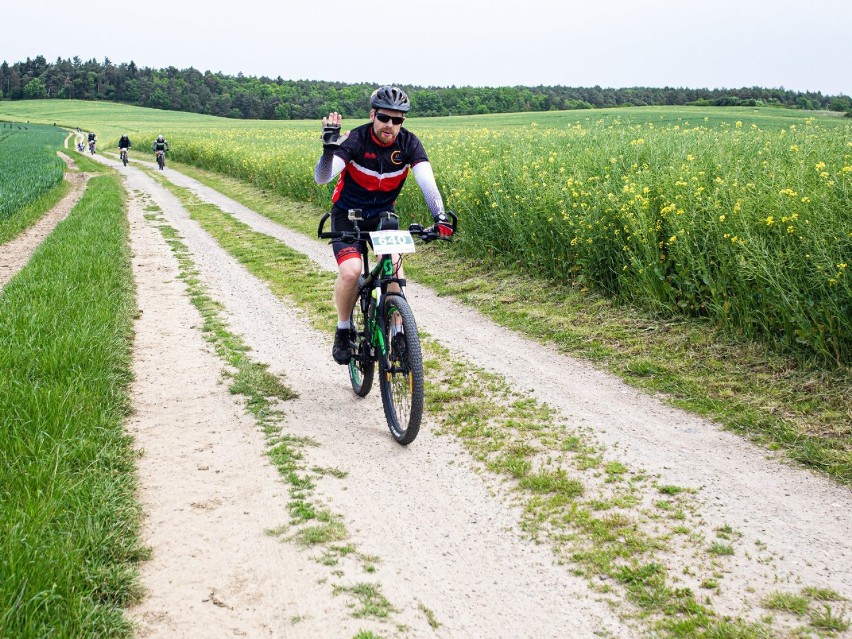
top-left (378, 294), bottom-right (424, 445)
top-left (348, 291), bottom-right (375, 397)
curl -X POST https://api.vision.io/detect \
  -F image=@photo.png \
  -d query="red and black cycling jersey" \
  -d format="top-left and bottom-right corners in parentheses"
top-left (331, 122), bottom-right (429, 217)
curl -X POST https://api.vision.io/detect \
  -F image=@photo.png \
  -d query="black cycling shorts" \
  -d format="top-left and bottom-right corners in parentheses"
top-left (330, 208), bottom-right (399, 265)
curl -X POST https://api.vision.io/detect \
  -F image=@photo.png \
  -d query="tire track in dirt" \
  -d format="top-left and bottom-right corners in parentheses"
top-left (124, 184), bottom-right (368, 638)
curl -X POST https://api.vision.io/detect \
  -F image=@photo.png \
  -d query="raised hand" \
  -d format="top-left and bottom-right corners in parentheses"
top-left (322, 112), bottom-right (347, 148)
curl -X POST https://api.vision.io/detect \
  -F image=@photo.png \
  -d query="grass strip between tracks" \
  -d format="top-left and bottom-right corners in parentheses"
top-left (152, 169), bottom-right (850, 638)
top-left (0, 175), bottom-right (145, 638)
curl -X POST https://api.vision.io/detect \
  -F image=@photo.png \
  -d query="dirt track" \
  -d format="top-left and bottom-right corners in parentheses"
top-left (5, 148), bottom-right (851, 638)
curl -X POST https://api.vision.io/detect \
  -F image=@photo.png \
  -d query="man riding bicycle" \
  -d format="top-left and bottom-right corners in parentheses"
top-left (152, 135), bottom-right (169, 166)
top-left (87, 131), bottom-right (96, 154)
top-left (314, 85), bottom-right (453, 365)
top-left (118, 134), bottom-right (131, 160)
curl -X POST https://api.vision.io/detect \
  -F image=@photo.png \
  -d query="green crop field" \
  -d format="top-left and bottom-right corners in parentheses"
top-left (3, 100), bottom-right (850, 364)
top-left (0, 121), bottom-right (65, 223)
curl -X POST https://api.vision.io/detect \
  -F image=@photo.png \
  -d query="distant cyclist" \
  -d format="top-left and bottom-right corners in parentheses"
top-left (118, 134), bottom-right (132, 164)
top-left (87, 131), bottom-right (96, 154)
top-left (151, 135), bottom-right (170, 169)
top-left (314, 85), bottom-right (453, 364)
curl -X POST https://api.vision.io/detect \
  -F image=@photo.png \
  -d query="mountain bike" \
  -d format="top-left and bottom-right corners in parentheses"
top-left (155, 150), bottom-right (166, 170)
top-left (318, 209), bottom-right (456, 445)
top-left (119, 148), bottom-right (128, 166)
top-left (88, 140), bottom-right (96, 154)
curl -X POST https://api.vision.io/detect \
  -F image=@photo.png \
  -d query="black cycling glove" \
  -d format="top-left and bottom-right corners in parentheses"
top-left (433, 211), bottom-right (454, 238)
top-left (322, 123), bottom-right (345, 149)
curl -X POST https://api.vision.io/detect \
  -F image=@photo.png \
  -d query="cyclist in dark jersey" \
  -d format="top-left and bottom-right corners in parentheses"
top-left (118, 134), bottom-right (131, 162)
top-left (315, 85), bottom-right (453, 364)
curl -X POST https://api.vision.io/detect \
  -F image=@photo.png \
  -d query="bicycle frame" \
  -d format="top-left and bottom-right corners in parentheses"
top-left (359, 244), bottom-right (405, 361)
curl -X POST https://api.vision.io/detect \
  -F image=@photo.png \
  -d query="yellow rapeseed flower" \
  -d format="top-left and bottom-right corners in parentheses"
top-left (766, 216), bottom-right (774, 225)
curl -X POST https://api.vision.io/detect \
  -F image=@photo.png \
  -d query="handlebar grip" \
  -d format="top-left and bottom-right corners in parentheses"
top-left (317, 212), bottom-right (330, 238)
top-left (446, 210), bottom-right (458, 233)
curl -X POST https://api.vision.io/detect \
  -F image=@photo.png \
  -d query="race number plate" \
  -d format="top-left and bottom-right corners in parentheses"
top-left (370, 230), bottom-right (416, 255)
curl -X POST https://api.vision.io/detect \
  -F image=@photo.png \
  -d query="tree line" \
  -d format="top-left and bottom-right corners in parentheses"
top-left (2, 55), bottom-right (851, 120)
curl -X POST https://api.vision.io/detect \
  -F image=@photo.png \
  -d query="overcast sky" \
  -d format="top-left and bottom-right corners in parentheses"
top-left (3, 0), bottom-right (850, 96)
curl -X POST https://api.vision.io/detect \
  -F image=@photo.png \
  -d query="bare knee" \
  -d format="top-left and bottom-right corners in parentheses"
top-left (337, 259), bottom-right (362, 288)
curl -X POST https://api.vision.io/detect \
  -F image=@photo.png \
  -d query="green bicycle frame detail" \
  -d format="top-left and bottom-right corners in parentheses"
top-left (364, 253), bottom-right (401, 361)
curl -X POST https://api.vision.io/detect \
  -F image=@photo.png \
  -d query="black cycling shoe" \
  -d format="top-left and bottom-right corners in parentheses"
top-left (332, 328), bottom-right (352, 365)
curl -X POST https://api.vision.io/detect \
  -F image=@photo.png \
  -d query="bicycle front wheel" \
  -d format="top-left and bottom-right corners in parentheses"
top-left (378, 294), bottom-right (424, 445)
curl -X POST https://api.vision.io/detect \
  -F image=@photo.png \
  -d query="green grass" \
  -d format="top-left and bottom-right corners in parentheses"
top-left (0, 122), bottom-right (66, 224)
top-left (0, 174), bottom-right (145, 638)
top-left (0, 178), bottom-right (68, 244)
top-left (332, 583), bottom-right (396, 619)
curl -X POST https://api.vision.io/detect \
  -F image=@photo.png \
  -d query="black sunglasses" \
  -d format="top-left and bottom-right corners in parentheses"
top-left (375, 112), bottom-right (405, 125)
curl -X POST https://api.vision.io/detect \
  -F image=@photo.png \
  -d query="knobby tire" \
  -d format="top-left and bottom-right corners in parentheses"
top-left (348, 288), bottom-right (375, 397)
top-left (378, 294), bottom-right (424, 445)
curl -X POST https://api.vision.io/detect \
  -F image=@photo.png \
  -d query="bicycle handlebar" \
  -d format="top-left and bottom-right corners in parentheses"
top-left (317, 210), bottom-right (457, 244)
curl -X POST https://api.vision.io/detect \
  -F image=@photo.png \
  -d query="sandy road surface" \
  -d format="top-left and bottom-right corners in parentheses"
top-left (14, 150), bottom-right (848, 637)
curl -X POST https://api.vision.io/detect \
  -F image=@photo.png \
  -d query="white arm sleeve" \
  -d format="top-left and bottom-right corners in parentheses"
top-left (314, 152), bottom-right (346, 185)
top-left (412, 161), bottom-right (445, 220)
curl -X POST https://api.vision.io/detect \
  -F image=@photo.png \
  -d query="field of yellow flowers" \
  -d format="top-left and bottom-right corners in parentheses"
top-left (144, 109), bottom-right (852, 365)
top-left (3, 101), bottom-right (848, 364)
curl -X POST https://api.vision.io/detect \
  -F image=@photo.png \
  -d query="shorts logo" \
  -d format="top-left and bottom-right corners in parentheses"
top-left (390, 150), bottom-right (403, 165)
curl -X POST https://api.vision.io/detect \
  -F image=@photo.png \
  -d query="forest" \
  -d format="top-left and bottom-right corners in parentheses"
top-left (2, 55), bottom-right (851, 120)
